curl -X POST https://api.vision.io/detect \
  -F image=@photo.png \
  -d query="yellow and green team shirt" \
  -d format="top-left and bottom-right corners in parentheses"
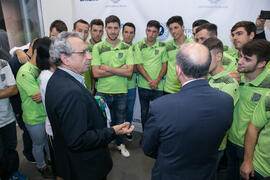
top-left (134, 38), bottom-right (168, 91)
top-left (16, 62), bottom-right (46, 125)
top-left (164, 38), bottom-right (193, 93)
top-left (208, 70), bottom-right (239, 151)
top-left (82, 41), bottom-right (94, 91)
top-left (127, 45), bottom-right (137, 90)
top-left (251, 92), bottom-right (270, 177)
top-left (92, 39), bottom-right (134, 94)
top-left (228, 68), bottom-right (270, 148)
top-left (223, 46), bottom-right (238, 72)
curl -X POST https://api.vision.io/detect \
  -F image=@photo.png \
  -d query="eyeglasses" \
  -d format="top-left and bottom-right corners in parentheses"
top-left (71, 48), bottom-right (89, 56)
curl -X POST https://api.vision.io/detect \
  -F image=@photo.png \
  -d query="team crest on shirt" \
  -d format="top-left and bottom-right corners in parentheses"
top-left (118, 53), bottom-right (123, 59)
top-left (155, 50), bottom-right (159, 55)
top-left (252, 93), bottom-right (261, 102)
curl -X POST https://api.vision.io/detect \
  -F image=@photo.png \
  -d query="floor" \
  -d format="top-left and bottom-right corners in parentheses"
top-left (16, 128), bottom-right (227, 180)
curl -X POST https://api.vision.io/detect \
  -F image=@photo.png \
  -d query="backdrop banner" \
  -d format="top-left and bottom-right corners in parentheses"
top-left (74, 0), bottom-right (270, 132)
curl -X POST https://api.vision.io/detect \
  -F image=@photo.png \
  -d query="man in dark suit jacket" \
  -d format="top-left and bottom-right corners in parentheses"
top-left (45, 32), bottom-right (134, 180)
top-left (142, 42), bottom-right (234, 180)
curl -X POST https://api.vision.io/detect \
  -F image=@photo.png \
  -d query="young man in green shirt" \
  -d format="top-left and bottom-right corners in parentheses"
top-left (122, 22), bottom-right (136, 141)
top-left (134, 20), bottom-right (167, 130)
top-left (84, 19), bottom-right (104, 94)
top-left (164, 16), bottom-right (192, 94)
top-left (239, 40), bottom-right (270, 180)
top-left (16, 38), bottom-right (52, 178)
top-left (230, 21), bottom-right (256, 59)
top-left (203, 38), bottom-right (239, 176)
top-left (227, 39), bottom-right (270, 180)
top-left (194, 23), bottom-right (238, 72)
top-left (92, 15), bottom-right (134, 157)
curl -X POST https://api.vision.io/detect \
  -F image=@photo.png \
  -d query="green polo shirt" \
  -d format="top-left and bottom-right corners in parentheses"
top-left (164, 38), bottom-right (193, 93)
top-left (223, 45), bottom-right (238, 60)
top-left (134, 38), bottom-right (168, 91)
top-left (82, 42), bottom-right (94, 91)
top-left (16, 62), bottom-right (46, 125)
top-left (250, 92), bottom-right (270, 177)
top-left (92, 40), bottom-right (134, 94)
top-left (228, 68), bottom-right (270, 147)
top-left (223, 46), bottom-right (238, 72)
top-left (127, 45), bottom-right (137, 90)
top-left (208, 70), bottom-right (239, 151)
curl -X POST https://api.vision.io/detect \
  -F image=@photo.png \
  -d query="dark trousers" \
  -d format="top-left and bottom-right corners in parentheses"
top-left (138, 87), bottom-right (163, 130)
top-left (0, 122), bottom-right (19, 179)
top-left (15, 113), bottom-right (33, 160)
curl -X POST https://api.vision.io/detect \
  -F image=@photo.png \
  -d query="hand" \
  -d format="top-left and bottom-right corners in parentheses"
top-left (90, 89), bottom-right (95, 96)
top-left (120, 64), bottom-right (128, 69)
top-left (112, 122), bottom-right (135, 135)
top-left (256, 15), bottom-right (266, 29)
top-left (100, 64), bottom-right (110, 71)
top-left (31, 93), bottom-right (42, 103)
top-left (149, 79), bottom-right (159, 89)
top-left (15, 50), bottom-right (29, 64)
top-left (240, 161), bottom-right (254, 180)
top-left (229, 71), bottom-right (241, 83)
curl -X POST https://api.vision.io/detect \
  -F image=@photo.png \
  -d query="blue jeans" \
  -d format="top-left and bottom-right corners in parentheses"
top-left (96, 92), bottom-right (127, 146)
top-left (138, 87), bottom-right (163, 130)
top-left (15, 113), bottom-right (33, 160)
top-left (226, 140), bottom-right (244, 180)
top-left (0, 121), bottom-right (19, 179)
top-left (126, 88), bottom-right (136, 125)
top-left (25, 122), bottom-right (50, 168)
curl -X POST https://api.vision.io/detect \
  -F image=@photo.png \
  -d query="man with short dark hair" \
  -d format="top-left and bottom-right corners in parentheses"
top-left (46, 31), bottom-right (134, 180)
top-left (194, 23), bottom-right (217, 44)
top-left (134, 20), bottom-right (167, 130)
top-left (195, 23), bottom-right (238, 72)
top-left (227, 39), bottom-right (270, 180)
top-left (231, 21), bottom-right (256, 52)
top-left (83, 19), bottom-right (104, 94)
top-left (164, 15), bottom-right (192, 94)
top-left (73, 19), bottom-right (89, 41)
top-left (49, 20), bottom-right (68, 37)
top-left (92, 15), bottom-right (134, 157)
top-left (142, 42), bottom-right (234, 180)
top-left (192, 19), bottom-right (209, 38)
top-left (203, 38), bottom-right (239, 176)
top-left (122, 22), bottom-right (136, 141)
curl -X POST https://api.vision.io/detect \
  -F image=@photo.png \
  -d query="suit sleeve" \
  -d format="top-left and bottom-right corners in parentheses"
top-left (55, 90), bottom-right (115, 152)
top-left (141, 102), bottom-right (160, 159)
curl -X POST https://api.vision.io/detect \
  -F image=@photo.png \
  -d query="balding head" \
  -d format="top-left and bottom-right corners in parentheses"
top-left (176, 42), bottom-right (211, 79)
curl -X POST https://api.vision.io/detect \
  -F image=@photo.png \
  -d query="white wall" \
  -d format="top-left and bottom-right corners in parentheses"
top-left (40, 0), bottom-right (74, 36)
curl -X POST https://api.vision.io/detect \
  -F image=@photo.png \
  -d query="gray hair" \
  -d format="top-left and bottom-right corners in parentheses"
top-left (49, 31), bottom-right (83, 66)
top-left (176, 44), bottom-right (211, 78)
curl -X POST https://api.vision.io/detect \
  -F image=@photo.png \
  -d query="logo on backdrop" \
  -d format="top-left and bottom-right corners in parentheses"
top-left (157, 23), bottom-right (169, 42)
top-left (198, 0), bottom-right (228, 8)
top-left (80, 0), bottom-right (98, 1)
top-left (208, 0), bottom-right (221, 4)
top-left (111, 0), bottom-right (120, 3)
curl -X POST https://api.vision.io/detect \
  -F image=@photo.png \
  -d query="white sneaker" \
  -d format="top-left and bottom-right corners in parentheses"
top-left (117, 144), bottom-right (130, 157)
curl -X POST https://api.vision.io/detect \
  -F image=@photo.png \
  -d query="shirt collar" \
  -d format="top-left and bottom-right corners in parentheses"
top-left (208, 70), bottom-right (228, 80)
top-left (143, 38), bottom-right (159, 48)
top-left (182, 78), bottom-right (205, 87)
top-left (241, 68), bottom-right (269, 87)
top-left (58, 66), bottom-right (86, 87)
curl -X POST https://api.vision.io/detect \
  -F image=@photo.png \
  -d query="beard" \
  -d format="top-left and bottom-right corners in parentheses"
top-left (107, 34), bottom-right (118, 41)
top-left (238, 65), bottom-right (257, 73)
